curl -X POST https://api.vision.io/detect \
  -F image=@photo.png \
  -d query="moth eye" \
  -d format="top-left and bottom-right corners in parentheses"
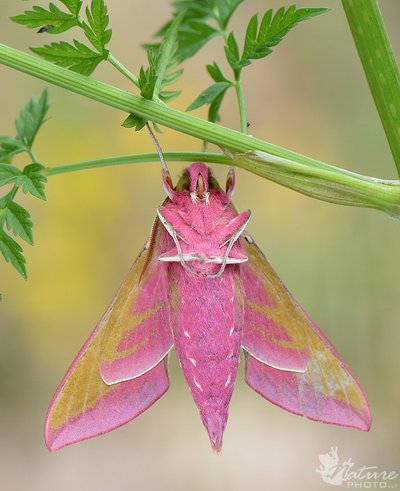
top-left (165, 175), bottom-right (173, 188)
top-left (175, 175), bottom-right (190, 192)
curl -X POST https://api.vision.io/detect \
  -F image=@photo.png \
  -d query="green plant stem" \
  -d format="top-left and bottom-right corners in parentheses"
top-left (4, 185), bottom-right (19, 202)
top-left (1, 43), bottom-right (399, 216)
top-left (43, 152), bottom-right (231, 176)
top-left (230, 150), bottom-right (400, 219)
top-left (107, 54), bottom-right (139, 88)
top-left (342, 0), bottom-right (400, 177)
top-left (0, 44), bottom-right (345, 173)
top-left (107, 54), bottom-right (164, 104)
top-left (234, 80), bottom-right (248, 134)
top-left (42, 150), bottom-right (400, 219)
top-left (27, 148), bottom-right (38, 163)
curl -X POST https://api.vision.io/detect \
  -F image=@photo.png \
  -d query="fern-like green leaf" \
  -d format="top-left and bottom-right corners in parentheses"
top-left (59, 0), bottom-right (83, 16)
top-left (31, 40), bottom-right (104, 75)
top-left (20, 164), bottom-right (47, 200)
top-left (187, 82), bottom-right (231, 111)
top-left (226, 5), bottom-right (328, 72)
top-left (83, 0), bottom-right (112, 55)
top-left (11, 3), bottom-right (79, 35)
top-left (0, 164), bottom-right (23, 186)
top-left (15, 90), bottom-right (49, 150)
top-left (0, 138), bottom-right (27, 162)
top-left (0, 229), bottom-right (27, 279)
top-left (0, 199), bottom-right (34, 245)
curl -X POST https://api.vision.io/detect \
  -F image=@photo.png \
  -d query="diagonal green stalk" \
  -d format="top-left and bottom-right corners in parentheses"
top-left (107, 54), bottom-right (164, 105)
top-left (107, 53), bottom-right (139, 87)
top-left (342, 0), bottom-right (400, 177)
top-left (1, 43), bottom-right (399, 218)
top-left (0, 44), bottom-right (357, 173)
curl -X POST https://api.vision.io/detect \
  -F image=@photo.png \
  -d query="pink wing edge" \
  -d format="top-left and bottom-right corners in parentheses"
top-left (240, 242), bottom-right (371, 432)
top-left (44, 324), bottom-right (170, 451)
top-left (97, 262), bottom-right (173, 385)
top-left (45, 257), bottom-right (172, 450)
top-left (243, 332), bottom-right (371, 432)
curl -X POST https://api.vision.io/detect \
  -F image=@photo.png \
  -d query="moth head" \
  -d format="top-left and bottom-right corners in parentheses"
top-left (188, 162), bottom-right (210, 197)
top-left (174, 162), bottom-right (221, 203)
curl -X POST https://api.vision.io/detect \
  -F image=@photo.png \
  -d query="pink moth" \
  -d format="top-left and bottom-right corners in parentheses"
top-left (45, 162), bottom-right (370, 452)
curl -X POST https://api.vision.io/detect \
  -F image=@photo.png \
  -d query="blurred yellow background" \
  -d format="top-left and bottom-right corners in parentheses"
top-left (0, 1), bottom-right (399, 490)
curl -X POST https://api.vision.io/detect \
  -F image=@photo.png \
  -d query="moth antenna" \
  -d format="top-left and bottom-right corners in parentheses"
top-left (146, 122), bottom-right (167, 173)
top-left (226, 165), bottom-right (236, 199)
top-left (207, 210), bottom-right (251, 279)
top-left (146, 122), bottom-right (174, 197)
top-left (157, 209), bottom-right (198, 276)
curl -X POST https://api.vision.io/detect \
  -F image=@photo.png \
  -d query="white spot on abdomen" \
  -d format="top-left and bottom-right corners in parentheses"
top-left (193, 377), bottom-right (203, 391)
top-left (229, 327), bottom-right (234, 336)
top-left (189, 358), bottom-right (197, 367)
top-left (225, 374), bottom-right (231, 387)
top-left (184, 330), bottom-right (191, 339)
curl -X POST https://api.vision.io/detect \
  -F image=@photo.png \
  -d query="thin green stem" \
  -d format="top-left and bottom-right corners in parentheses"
top-left (7, 185), bottom-right (18, 202)
top-left (107, 54), bottom-right (164, 104)
top-left (342, 0), bottom-right (400, 177)
top-left (234, 80), bottom-right (248, 134)
top-left (43, 152), bottom-right (231, 176)
top-left (42, 150), bottom-right (400, 219)
top-left (27, 148), bottom-right (38, 163)
top-left (107, 54), bottom-right (139, 88)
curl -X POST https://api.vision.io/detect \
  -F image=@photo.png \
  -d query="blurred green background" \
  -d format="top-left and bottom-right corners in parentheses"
top-left (1, 1), bottom-right (399, 490)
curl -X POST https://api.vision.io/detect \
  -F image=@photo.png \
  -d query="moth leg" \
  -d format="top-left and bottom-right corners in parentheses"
top-left (220, 210), bottom-right (251, 247)
top-left (157, 208), bottom-right (198, 275)
top-left (208, 210), bottom-right (251, 279)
